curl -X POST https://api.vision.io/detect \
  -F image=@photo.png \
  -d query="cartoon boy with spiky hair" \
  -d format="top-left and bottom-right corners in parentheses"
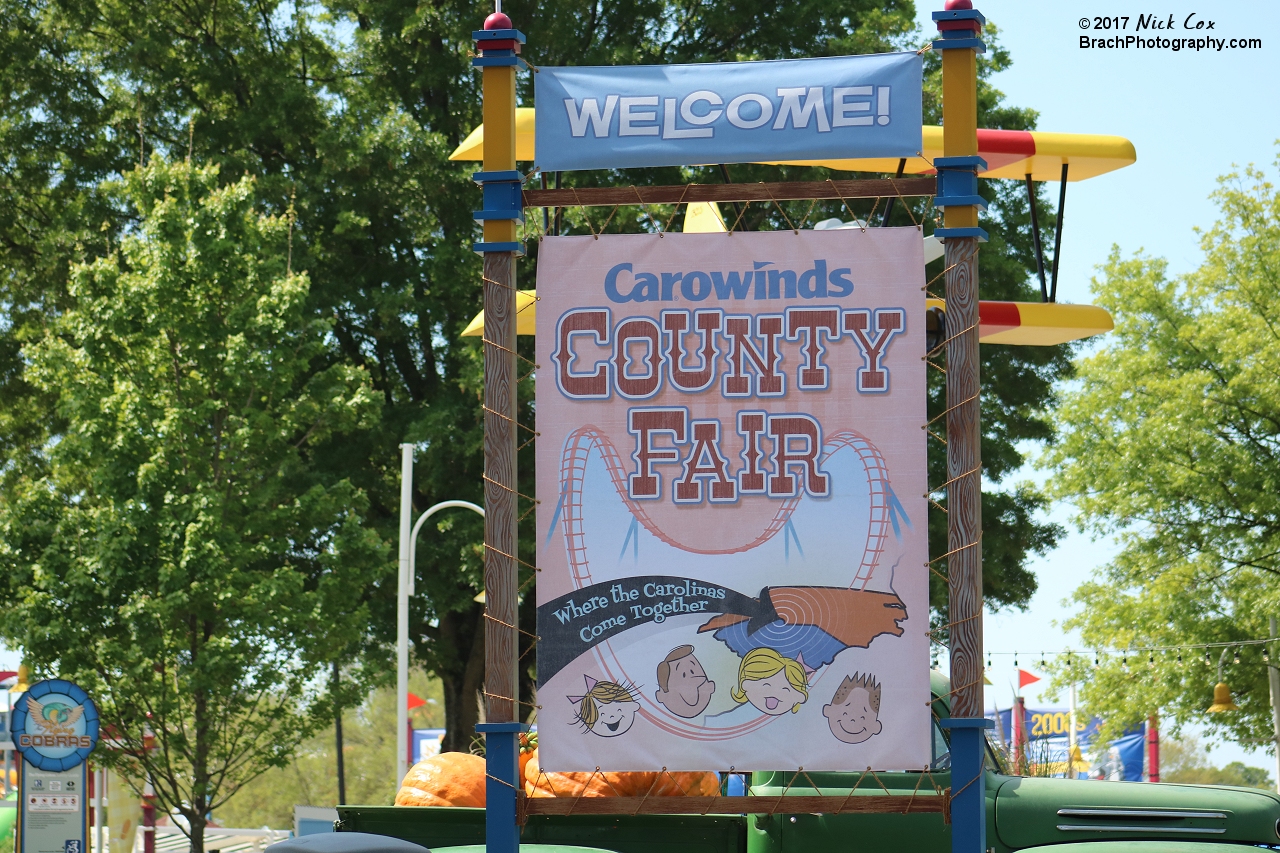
top-left (823, 672), bottom-right (883, 744)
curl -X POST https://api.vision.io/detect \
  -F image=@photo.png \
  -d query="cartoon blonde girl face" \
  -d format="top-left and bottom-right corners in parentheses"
top-left (729, 648), bottom-right (809, 715)
top-left (571, 676), bottom-right (640, 737)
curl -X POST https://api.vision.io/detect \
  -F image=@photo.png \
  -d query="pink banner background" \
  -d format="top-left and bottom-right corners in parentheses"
top-left (535, 230), bottom-right (929, 771)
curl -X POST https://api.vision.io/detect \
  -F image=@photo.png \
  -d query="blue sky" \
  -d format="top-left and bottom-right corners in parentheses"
top-left (5, 0), bottom-right (1278, 769)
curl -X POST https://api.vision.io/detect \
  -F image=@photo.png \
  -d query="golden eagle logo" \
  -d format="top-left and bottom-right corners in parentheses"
top-left (25, 695), bottom-right (85, 736)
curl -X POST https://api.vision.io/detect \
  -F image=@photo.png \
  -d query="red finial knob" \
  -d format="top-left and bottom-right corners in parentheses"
top-left (945, 0), bottom-right (973, 8)
top-left (484, 11), bottom-right (512, 29)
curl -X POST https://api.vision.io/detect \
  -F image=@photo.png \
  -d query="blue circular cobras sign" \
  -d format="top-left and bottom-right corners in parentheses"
top-left (10, 679), bottom-right (100, 771)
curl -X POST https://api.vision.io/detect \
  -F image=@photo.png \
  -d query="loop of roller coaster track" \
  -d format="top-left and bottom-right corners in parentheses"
top-left (557, 426), bottom-right (891, 590)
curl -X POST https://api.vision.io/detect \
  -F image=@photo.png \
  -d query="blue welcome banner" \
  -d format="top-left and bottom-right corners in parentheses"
top-left (534, 53), bottom-right (922, 172)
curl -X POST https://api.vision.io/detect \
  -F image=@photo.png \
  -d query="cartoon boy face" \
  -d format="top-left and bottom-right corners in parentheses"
top-left (591, 699), bottom-right (639, 736)
top-left (655, 645), bottom-right (716, 718)
top-left (824, 673), bottom-right (883, 744)
top-left (742, 672), bottom-right (805, 715)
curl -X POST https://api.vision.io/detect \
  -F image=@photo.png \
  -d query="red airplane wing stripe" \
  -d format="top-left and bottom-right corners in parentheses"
top-left (976, 128), bottom-right (1037, 157)
top-left (978, 301), bottom-right (1022, 328)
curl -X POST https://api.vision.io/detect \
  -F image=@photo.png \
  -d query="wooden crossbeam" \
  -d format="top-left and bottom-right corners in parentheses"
top-left (522, 178), bottom-right (936, 209)
top-left (521, 793), bottom-right (949, 817)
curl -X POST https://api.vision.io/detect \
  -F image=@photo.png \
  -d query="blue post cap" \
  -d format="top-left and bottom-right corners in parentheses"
top-left (939, 717), bottom-right (995, 729)
top-left (476, 721), bottom-right (532, 733)
top-left (931, 36), bottom-right (986, 52)
top-left (933, 226), bottom-right (989, 242)
top-left (473, 241), bottom-right (525, 256)
top-left (473, 170), bottom-right (526, 184)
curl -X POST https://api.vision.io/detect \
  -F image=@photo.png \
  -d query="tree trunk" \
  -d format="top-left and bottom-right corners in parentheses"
top-left (518, 592), bottom-right (537, 721)
top-left (190, 620), bottom-right (210, 853)
top-left (187, 810), bottom-right (207, 853)
top-left (438, 608), bottom-right (486, 753)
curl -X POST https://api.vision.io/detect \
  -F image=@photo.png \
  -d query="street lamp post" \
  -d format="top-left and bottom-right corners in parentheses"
top-left (1269, 617), bottom-right (1280, 795)
top-left (396, 444), bottom-right (485, 788)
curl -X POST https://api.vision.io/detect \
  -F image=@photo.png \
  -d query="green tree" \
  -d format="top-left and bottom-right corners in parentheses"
top-left (0, 0), bottom-right (1069, 768)
top-left (0, 159), bottom-right (382, 853)
top-left (1159, 735), bottom-right (1274, 790)
top-left (1043, 153), bottom-right (1280, 747)
top-left (215, 670), bottom-right (446, 828)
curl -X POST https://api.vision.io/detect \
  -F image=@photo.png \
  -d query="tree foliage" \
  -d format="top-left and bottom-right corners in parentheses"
top-left (0, 0), bottom-right (1070, 797)
top-left (1160, 734), bottom-right (1274, 790)
top-left (0, 160), bottom-right (382, 852)
top-left (1044, 153), bottom-right (1280, 747)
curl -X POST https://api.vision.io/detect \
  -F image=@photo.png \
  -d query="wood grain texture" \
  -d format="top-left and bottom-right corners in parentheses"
top-left (484, 250), bottom-right (518, 724)
top-left (944, 236), bottom-right (984, 719)
top-left (522, 178), bottom-right (936, 209)
top-left (523, 794), bottom-right (947, 817)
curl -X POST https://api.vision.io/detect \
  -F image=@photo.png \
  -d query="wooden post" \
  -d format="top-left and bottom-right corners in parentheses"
top-left (944, 232), bottom-right (982, 717)
top-left (483, 243), bottom-right (518, 727)
top-left (940, 9), bottom-right (983, 723)
top-left (480, 19), bottom-right (518, 734)
top-left (933, 5), bottom-right (990, 853)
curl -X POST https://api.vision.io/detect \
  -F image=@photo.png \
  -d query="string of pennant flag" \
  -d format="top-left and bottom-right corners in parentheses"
top-left (966, 636), bottom-right (1280, 672)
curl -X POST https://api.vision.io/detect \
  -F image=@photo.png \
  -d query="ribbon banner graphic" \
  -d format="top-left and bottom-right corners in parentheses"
top-left (534, 53), bottom-right (923, 171)
top-left (536, 230), bottom-right (929, 771)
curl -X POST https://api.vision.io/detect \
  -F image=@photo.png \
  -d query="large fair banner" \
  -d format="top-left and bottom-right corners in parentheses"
top-left (534, 53), bottom-right (922, 172)
top-left (536, 230), bottom-right (929, 772)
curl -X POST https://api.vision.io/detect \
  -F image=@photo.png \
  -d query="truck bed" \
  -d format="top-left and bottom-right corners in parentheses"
top-left (335, 806), bottom-right (745, 853)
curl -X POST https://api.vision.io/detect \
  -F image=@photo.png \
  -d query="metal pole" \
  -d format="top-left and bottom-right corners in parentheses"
top-left (1049, 163), bottom-right (1068, 302)
top-left (334, 661), bottom-right (346, 805)
top-left (95, 768), bottom-right (104, 853)
top-left (396, 442), bottom-right (413, 788)
top-left (1269, 617), bottom-right (1280, 794)
top-left (1025, 174), bottom-right (1048, 301)
top-left (408, 501), bottom-right (486, 598)
top-left (1068, 681), bottom-right (1077, 778)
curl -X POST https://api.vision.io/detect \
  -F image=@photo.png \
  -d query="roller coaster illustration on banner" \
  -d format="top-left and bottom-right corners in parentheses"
top-left (538, 424), bottom-right (908, 744)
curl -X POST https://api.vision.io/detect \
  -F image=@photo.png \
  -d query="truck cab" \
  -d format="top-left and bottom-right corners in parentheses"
top-left (751, 670), bottom-right (1280, 852)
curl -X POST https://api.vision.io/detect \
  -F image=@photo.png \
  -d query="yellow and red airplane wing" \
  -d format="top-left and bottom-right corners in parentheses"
top-left (462, 294), bottom-right (1112, 346)
top-left (926, 298), bottom-right (1113, 346)
top-left (449, 111), bottom-right (1135, 182)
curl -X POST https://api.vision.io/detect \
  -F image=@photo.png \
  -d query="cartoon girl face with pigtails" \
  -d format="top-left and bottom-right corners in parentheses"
top-left (569, 675), bottom-right (640, 737)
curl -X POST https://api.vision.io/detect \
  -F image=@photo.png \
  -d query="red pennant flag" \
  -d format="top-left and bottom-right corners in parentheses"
top-left (1018, 669), bottom-right (1042, 689)
top-left (407, 692), bottom-right (426, 710)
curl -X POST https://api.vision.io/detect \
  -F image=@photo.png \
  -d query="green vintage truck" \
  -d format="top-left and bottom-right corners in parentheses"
top-left (336, 672), bottom-right (1280, 853)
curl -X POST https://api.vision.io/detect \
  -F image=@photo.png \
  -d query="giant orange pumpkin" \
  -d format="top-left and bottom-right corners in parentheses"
top-left (523, 748), bottom-right (719, 798)
top-left (395, 752), bottom-right (487, 807)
